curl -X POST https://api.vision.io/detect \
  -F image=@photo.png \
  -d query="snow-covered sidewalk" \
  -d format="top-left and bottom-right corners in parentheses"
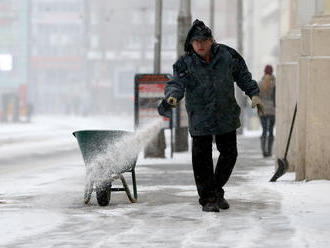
top-left (137, 136), bottom-right (330, 247)
top-left (0, 114), bottom-right (134, 161)
top-left (238, 136), bottom-right (330, 248)
top-left (0, 116), bottom-right (329, 247)
top-left (256, 168), bottom-right (330, 248)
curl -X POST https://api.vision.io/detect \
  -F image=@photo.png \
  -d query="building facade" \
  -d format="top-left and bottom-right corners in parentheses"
top-left (29, 0), bottom-right (87, 114)
top-left (1, 1), bottom-right (240, 117)
top-left (85, 0), bottom-right (238, 115)
top-left (0, 0), bottom-right (29, 121)
top-left (277, 0), bottom-right (330, 180)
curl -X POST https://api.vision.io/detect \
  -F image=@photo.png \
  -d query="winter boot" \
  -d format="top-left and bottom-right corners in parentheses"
top-left (202, 202), bottom-right (219, 212)
top-left (260, 136), bottom-right (267, 157)
top-left (218, 197), bottom-right (230, 209)
top-left (216, 191), bottom-right (230, 209)
top-left (267, 136), bottom-right (274, 157)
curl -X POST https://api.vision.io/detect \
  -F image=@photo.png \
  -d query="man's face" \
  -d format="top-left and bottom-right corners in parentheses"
top-left (191, 38), bottom-right (213, 58)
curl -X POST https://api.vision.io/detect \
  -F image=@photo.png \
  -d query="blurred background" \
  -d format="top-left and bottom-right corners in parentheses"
top-left (1, 0), bottom-right (330, 181)
top-left (0, 0), bottom-right (281, 123)
top-left (0, 0), bottom-right (328, 199)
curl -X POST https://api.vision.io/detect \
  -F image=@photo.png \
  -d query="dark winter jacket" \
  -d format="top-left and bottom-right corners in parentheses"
top-left (164, 43), bottom-right (260, 136)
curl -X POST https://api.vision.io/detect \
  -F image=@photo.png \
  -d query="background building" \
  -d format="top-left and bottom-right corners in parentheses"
top-left (29, 0), bottom-right (87, 114)
top-left (0, 0), bottom-right (29, 121)
top-left (84, 0), bottom-right (239, 115)
top-left (277, 0), bottom-right (330, 180)
top-left (0, 0), bottom-right (283, 131)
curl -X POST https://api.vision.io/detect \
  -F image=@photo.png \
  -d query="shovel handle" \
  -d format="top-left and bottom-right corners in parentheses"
top-left (284, 103), bottom-right (297, 159)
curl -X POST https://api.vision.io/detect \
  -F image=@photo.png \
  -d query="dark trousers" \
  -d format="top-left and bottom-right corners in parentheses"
top-left (260, 115), bottom-right (275, 137)
top-left (260, 115), bottom-right (275, 156)
top-left (192, 131), bottom-right (238, 206)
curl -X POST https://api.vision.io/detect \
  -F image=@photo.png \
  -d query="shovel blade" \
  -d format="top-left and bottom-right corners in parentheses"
top-left (269, 158), bottom-right (289, 182)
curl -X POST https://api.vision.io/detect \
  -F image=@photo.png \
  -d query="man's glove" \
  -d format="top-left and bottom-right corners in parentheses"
top-left (158, 99), bottom-right (172, 118)
top-left (251, 95), bottom-right (264, 116)
top-left (167, 96), bottom-right (178, 107)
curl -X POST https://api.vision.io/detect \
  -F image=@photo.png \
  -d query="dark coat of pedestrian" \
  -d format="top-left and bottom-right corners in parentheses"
top-left (159, 19), bottom-right (263, 212)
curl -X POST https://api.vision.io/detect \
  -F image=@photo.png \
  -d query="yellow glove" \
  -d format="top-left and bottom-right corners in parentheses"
top-left (251, 95), bottom-right (264, 116)
top-left (167, 96), bottom-right (178, 107)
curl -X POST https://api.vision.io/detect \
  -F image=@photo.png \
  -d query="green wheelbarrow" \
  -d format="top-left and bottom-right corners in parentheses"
top-left (73, 130), bottom-right (138, 206)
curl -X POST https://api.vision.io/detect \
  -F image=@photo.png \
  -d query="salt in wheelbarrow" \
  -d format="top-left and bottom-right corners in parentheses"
top-left (73, 130), bottom-right (138, 206)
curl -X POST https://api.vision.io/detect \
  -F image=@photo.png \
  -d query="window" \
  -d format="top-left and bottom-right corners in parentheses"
top-left (0, 54), bottom-right (13, 71)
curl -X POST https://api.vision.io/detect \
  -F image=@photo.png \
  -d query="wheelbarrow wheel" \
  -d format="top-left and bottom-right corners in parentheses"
top-left (96, 184), bottom-right (111, 206)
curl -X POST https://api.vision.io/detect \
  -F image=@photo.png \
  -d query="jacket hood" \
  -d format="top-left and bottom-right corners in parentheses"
top-left (184, 19), bottom-right (213, 53)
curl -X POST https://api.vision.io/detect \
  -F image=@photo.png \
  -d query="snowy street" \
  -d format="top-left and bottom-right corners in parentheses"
top-left (0, 116), bottom-right (330, 248)
top-left (2, 0), bottom-right (330, 247)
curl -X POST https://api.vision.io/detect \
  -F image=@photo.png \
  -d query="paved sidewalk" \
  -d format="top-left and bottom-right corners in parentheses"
top-left (1, 126), bottom-right (329, 247)
top-left (113, 135), bottom-right (329, 247)
top-left (112, 136), bottom-right (296, 247)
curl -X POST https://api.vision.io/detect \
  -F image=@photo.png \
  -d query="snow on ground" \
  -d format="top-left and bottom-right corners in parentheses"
top-left (257, 171), bottom-right (330, 248)
top-left (0, 114), bottom-right (135, 139)
top-left (241, 130), bottom-right (330, 247)
top-left (238, 134), bottom-right (330, 248)
top-left (0, 114), bottom-right (134, 161)
top-left (0, 115), bottom-right (329, 247)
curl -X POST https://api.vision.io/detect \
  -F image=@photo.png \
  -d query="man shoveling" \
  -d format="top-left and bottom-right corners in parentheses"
top-left (158, 20), bottom-right (263, 212)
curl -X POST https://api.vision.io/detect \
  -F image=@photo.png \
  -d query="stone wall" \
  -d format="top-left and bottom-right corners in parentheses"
top-left (277, 0), bottom-right (330, 180)
top-left (298, 17), bottom-right (330, 180)
top-left (276, 30), bottom-right (301, 172)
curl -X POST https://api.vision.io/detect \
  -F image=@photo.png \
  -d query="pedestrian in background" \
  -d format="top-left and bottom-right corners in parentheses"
top-left (27, 102), bottom-right (34, 122)
top-left (158, 20), bottom-right (263, 212)
top-left (258, 65), bottom-right (276, 157)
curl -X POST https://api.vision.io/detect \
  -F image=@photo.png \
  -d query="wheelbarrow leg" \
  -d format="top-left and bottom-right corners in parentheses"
top-left (131, 169), bottom-right (138, 200)
top-left (119, 174), bottom-right (137, 203)
top-left (84, 172), bottom-right (94, 204)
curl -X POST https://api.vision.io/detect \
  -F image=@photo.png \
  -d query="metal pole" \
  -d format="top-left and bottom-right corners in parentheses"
top-left (175, 0), bottom-right (191, 152)
top-left (154, 0), bottom-right (162, 73)
top-left (83, 0), bottom-right (91, 114)
top-left (170, 116), bottom-right (174, 158)
top-left (236, 0), bottom-right (245, 134)
top-left (177, 0), bottom-right (191, 58)
top-left (145, 0), bottom-right (165, 158)
top-left (237, 0), bottom-right (243, 55)
top-left (26, 0), bottom-right (32, 109)
top-left (210, 0), bottom-right (215, 32)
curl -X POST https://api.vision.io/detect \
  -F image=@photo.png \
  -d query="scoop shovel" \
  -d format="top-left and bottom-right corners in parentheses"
top-left (270, 103), bottom-right (297, 182)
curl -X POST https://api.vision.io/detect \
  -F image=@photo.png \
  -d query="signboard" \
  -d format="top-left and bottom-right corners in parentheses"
top-left (134, 74), bottom-right (172, 128)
